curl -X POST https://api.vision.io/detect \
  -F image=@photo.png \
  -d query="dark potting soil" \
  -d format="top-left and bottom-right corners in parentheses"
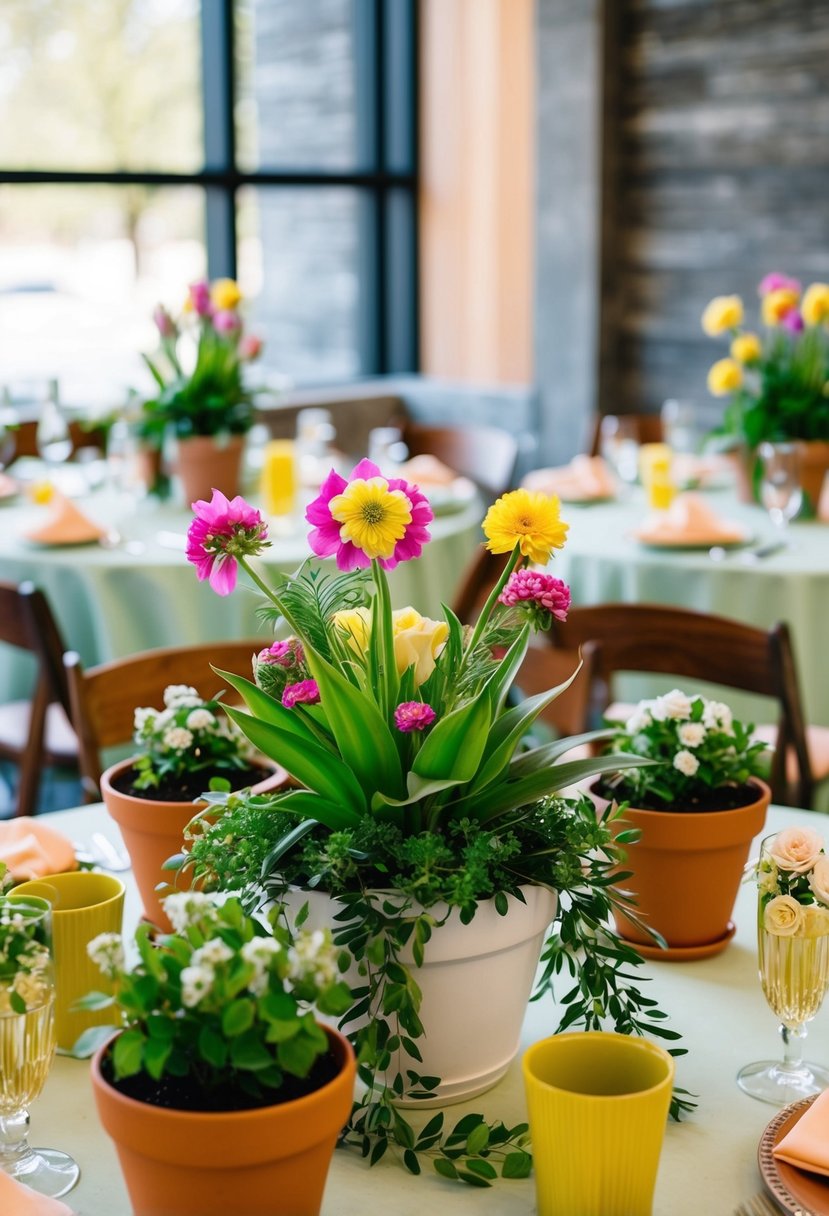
top-left (101, 1047), bottom-right (341, 1112)
top-left (595, 781), bottom-right (761, 814)
top-left (112, 764), bottom-right (273, 803)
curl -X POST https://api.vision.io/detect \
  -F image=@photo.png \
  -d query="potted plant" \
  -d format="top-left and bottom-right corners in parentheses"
top-left (137, 278), bottom-right (265, 503)
top-left (596, 691), bottom-right (771, 955)
top-left (101, 683), bottom-right (283, 931)
top-left (163, 469), bottom-right (693, 1185)
top-left (77, 893), bottom-right (355, 1216)
top-left (702, 274), bottom-right (829, 513)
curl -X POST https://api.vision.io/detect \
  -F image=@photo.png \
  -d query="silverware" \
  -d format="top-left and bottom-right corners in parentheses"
top-left (73, 834), bottom-right (131, 872)
top-left (734, 1190), bottom-right (812, 1215)
top-left (741, 540), bottom-right (788, 564)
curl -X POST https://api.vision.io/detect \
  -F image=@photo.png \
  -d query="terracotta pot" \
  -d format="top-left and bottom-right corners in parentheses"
top-left (102, 758), bottom-right (285, 932)
top-left (286, 884), bottom-right (557, 1107)
top-left (794, 440), bottom-right (829, 518)
top-left (92, 1026), bottom-right (355, 1216)
top-left (134, 445), bottom-right (163, 495)
top-left (175, 434), bottom-right (246, 505)
top-left (728, 446), bottom-right (756, 504)
top-left (602, 778), bottom-right (770, 950)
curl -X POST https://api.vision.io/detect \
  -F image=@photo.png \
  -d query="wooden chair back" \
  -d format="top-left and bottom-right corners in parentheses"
top-left (587, 412), bottom-right (663, 456)
top-left (551, 603), bottom-right (812, 807)
top-left (403, 422), bottom-right (518, 503)
top-left (64, 640), bottom-right (268, 801)
top-left (9, 418), bottom-right (108, 461)
top-left (0, 581), bottom-right (74, 816)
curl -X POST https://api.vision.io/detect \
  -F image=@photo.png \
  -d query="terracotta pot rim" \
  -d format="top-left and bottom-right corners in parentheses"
top-left (594, 776), bottom-right (771, 820)
top-left (101, 756), bottom-right (285, 810)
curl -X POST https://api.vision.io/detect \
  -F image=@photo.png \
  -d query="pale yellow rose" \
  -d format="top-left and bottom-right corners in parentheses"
top-left (707, 358), bottom-right (743, 397)
top-left (802, 904), bottom-right (829, 938)
top-left (761, 288), bottom-right (800, 327)
top-left (701, 295), bottom-right (744, 336)
top-left (808, 855), bottom-right (829, 905)
top-left (770, 826), bottom-right (824, 874)
top-left (802, 283), bottom-right (829, 327)
top-left (730, 332), bottom-right (762, 364)
top-left (210, 277), bottom-right (242, 311)
top-left (332, 607), bottom-right (372, 654)
top-left (764, 894), bottom-right (805, 937)
top-left (391, 608), bottom-right (449, 686)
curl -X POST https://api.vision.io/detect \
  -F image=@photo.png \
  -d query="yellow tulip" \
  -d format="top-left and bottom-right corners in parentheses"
top-left (210, 278), bottom-right (242, 312)
top-left (730, 332), bottom-right (762, 364)
top-left (802, 283), bottom-right (829, 327)
top-left (701, 295), bottom-right (743, 336)
top-left (391, 608), bottom-right (449, 686)
top-left (762, 288), bottom-right (799, 327)
top-left (332, 607), bottom-right (372, 654)
top-left (707, 358), bottom-right (743, 397)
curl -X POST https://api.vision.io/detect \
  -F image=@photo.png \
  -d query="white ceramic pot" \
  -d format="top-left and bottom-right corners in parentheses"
top-left (283, 884), bottom-right (557, 1107)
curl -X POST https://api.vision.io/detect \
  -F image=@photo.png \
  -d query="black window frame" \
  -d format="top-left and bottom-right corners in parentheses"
top-left (0, 0), bottom-right (419, 379)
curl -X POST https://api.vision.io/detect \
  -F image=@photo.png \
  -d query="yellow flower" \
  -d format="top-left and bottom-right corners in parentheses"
top-left (762, 288), bottom-right (800, 327)
top-left (802, 283), bottom-right (829, 327)
top-left (329, 477), bottom-right (413, 560)
top-left (706, 358), bottom-right (743, 397)
top-left (332, 607), bottom-right (372, 654)
top-left (210, 278), bottom-right (242, 312)
top-left (29, 480), bottom-right (54, 505)
top-left (701, 295), bottom-right (744, 336)
top-left (482, 489), bottom-right (568, 565)
top-left (391, 608), bottom-right (449, 685)
top-left (730, 332), bottom-right (762, 364)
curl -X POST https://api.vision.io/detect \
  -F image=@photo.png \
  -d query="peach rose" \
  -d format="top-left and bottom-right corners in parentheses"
top-left (808, 855), bottom-right (829, 906)
top-left (769, 827), bottom-right (824, 874)
top-left (764, 895), bottom-right (805, 937)
top-left (802, 905), bottom-right (829, 939)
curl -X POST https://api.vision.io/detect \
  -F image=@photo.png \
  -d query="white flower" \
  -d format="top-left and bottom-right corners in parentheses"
top-left (186, 708), bottom-right (215, 731)
top-left (154, 708), bottom-right (174, 731)
top-left (164, 685), bottom-right (201, 709)
top-left (13, 970), bottom-right (50, 1011)
top-left (163, 892), bottom-right (219, 933)
top-left (191, 938), bottom-right (233, 968)
top-left (624, 703), bottom-right (653, 734)
top-left (673, 749), bottom-right (699, 777)
top-left (241, 938), bottom-right (281, 967)
top-left (677, 722), bottom-right (706, 748)
top-left (287, 928), bottom-right (338, 988)
top-left (181, 963), bottom-right (215, 1008)
top-left (702, 700), bottom-right (734, 734)
top-left (655, 690), bottom-right (693, 721)
top-left (162, 726), bottom-right (194, 752)
top-left (133, 707), bottom-right (155, 733)
top-left (87, 932), bottom-right (125, 977)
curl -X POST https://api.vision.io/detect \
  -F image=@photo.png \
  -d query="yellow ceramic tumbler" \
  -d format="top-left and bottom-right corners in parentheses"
top-left (14, 872), bottom-right (125, 1052)
top-left (261, 439), bottom-right (297, 515)
top-left (523, 1031), bottom-right (674, 1216)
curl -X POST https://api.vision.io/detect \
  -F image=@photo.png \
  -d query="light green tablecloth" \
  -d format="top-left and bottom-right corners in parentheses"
top-left (551, 486), bottom-right (829, 727)
top-left (0, 487), bottom-right (484, 700)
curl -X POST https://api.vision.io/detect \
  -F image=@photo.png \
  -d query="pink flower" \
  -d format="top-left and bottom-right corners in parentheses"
top-left (394, 701), bottom-right (436, 733)
top-left (153, 305), bottom-right (177, 339)
top-left (782, 309), bottom-right (805, 333)
top-left (306, 458), bottom-right (433, 571)
top-left (498, 569), bottom-right (571, 622)
top-left (186, 489), bottom-right (269, 596)
top-left (758, 272), bottom-right (802, 297)
top-left (282, 679), bottom-right (320, 708)
top-left (258, 639), bottom-right (304, 667)
top-left (188, 280), bottom-right (213, 317)
top-left (213, 309), bottom-right (241, 335)
top-left (239, 334), bottom-right (263, 361)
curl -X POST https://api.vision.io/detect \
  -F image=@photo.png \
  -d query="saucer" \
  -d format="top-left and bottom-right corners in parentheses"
top-left (621, 921), bottom-right (736, 962)
top-left (759, 1095), bottom-right (829, 1215)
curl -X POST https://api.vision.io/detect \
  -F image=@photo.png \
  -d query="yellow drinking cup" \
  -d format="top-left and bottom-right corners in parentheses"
top-left (14, 872), bottom-right (125, 1051)
top-left (261, 439), bottom-right (297, 515)
top-left (523, 1031), bottom-right (674, 1216)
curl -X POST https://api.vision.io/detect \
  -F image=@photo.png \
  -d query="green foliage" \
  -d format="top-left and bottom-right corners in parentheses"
top-left (131, 685), bottom-right (255, 791)
top-left (0, 896), bottom-right (51, 1016)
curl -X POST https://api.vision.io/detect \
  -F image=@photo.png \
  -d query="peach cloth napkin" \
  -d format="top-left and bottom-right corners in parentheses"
top-left (396, 454), bottom-right (458, 486)
top-left (23, 494), bottom-right (106, 545)
top-left (522, 456), bottom-right (615, 501)
top-left (0, 1173), bottom-right (75, 1216)
top-left (0, 818), bottom-right (77, 881)
top-left (634, 492), bottom-right (746, 544)
top-left (773, 1088), bottom-right (829, 1175)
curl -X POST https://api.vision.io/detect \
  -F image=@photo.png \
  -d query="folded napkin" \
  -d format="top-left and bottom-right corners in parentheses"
top-left (0, 818), bottom-right (77, 881)
top-left (773, 1089), bottom-right (829, 1175)
top-left (0, 1172), bottom-right (75, 1216)
top-left (635, 492), bottom-right (746, 544)
top-left (0, 471), bottom-right (18, 499)
top-left (396, 454), bottom-right (458, 486)
top-left (522, 456), bottom-right (616, 501)
top-left (671, 452), bottom-right (734, 488)
top-left (23, 493), bottom-right (106, 546)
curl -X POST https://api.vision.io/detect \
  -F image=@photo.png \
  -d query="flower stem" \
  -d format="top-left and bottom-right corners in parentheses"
top-left (238, 557), bottom-right (305, 641)
top-left (457, 544), bottom-right (523, 676)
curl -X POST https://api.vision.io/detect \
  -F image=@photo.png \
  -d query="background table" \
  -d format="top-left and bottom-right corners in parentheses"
top-left (0, 484), bottom-right (483, 702)
top-left (552, 485), bottom-right (829, 728)
top-left (32, 802), bottom-right (829, 1215)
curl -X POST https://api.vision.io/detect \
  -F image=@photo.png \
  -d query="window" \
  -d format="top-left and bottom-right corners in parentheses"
top-left (0, 0), bottom-right (418, 405)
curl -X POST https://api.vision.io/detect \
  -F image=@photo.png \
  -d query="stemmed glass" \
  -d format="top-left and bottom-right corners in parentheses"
top-left (737, 834), bottom-right (829, 1105)
top-left (35, 382), bottom-right (72, 472)
top-left (0, 895), bottom-right (80, 1198)
top-left (598, 415), bottom-right (639, 487)
top-left (758, 442), bottom-right (803, 534)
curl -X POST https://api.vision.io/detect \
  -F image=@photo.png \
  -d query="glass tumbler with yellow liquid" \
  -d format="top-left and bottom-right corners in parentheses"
top-left (737, 832), bottom-right (829, 1105)
top-left (0, 895), bottom-right (79, 1198)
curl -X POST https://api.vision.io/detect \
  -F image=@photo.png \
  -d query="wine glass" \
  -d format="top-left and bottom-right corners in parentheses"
top-left (660, 399), bottom-right (698, 455)
top-left (598, 415), bottom-right (639, 486)
top-left (737, 834), bottom-right (829, 1105)
top-left (758, 442), bottom-right (803, 532)
top-left (0, 894), bottom-right (79, 1197)
top-left (35, 383), bottom-right (73, 471)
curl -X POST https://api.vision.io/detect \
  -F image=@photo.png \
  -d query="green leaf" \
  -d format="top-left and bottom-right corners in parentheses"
top-left (113, 1029), bottom-right (145, 1079)
top-left (412, 694), bottom-right (492, 784)
top-left (278, 1032), bottom-right (321, 1077)
top-left (222, 998), bottom-right (255, 1038)
top-left (231, 1030), bottom-right (275, 1072)
top-left (69, 1025), bottom-right (116, 1059)
top-left (434, 1159), bottom-right (458, 1181)
top-left (502, 1150), bottom-right (533, 1179)
top-left (143, 1035), bottom-right (172, 1081)
top-left (212, 668), bottom-right (322, 745)
top-left (70, 991), bottom-right (115, 1012)
top-left (507, 730), bottom-right (618, 778)
top-left (483, 623), bottom-right (531, 716)
top-left (466, 1123), bottom-right (490, 1155)
top-left (198, 1024), bottom-right (229, 1069)
top-left (403, 1149), bottom-right (421, 1175)
top-left (465, 1158), bottom-right (498, 1180)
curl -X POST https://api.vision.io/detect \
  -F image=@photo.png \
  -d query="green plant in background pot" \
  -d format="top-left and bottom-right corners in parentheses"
top-left (77, 894), bottom-right (355, 1216)
top-left (596, 691), bottom-right (771, 955)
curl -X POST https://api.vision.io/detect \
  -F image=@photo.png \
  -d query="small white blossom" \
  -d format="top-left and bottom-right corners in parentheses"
top-left (655, 690), bottom-right (693, 721)
top-left (163, 892), bottom-right (219, 933)
top-left (162, 726), bottom-right (194, 752)
top-left (677, 722), bottom-right (706, 748)
top-left (186, 708), bottom-right (215, 731)
top-left (625, 704), bottom-right (653, 735)
top-left (241, 938), bottom-right (281, 967)
top-left (164, 685), bottom-right (201, 709)
top-left (191, 938), bottom-right (233, 968)
top-left (673, 749), bottom-right (700, 777)
top-left (287, 928), bottom-right (338, 989)
top-left (702, 700), bottom-right (734, 734)
top-left (133, 707), bottom-right (155, 733)
top-left (181, 963), bottom-right (215, 1008)
top-left (87, 932), bottom-right (125, 977)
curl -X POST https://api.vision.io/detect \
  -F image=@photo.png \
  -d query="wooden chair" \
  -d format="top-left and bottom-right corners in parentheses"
top-left (550, 603), bottom-right (816, 808)
top-left (402, 422), bottom-right (518, 503)
top-left (0, 581), bottom-right (78, 817)
top-left (587, 412), bottom-right (663, 456)
top-left (64, 640), bottom-right (270, 802)
top-left (8, 418), bottom-right (108, 461)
